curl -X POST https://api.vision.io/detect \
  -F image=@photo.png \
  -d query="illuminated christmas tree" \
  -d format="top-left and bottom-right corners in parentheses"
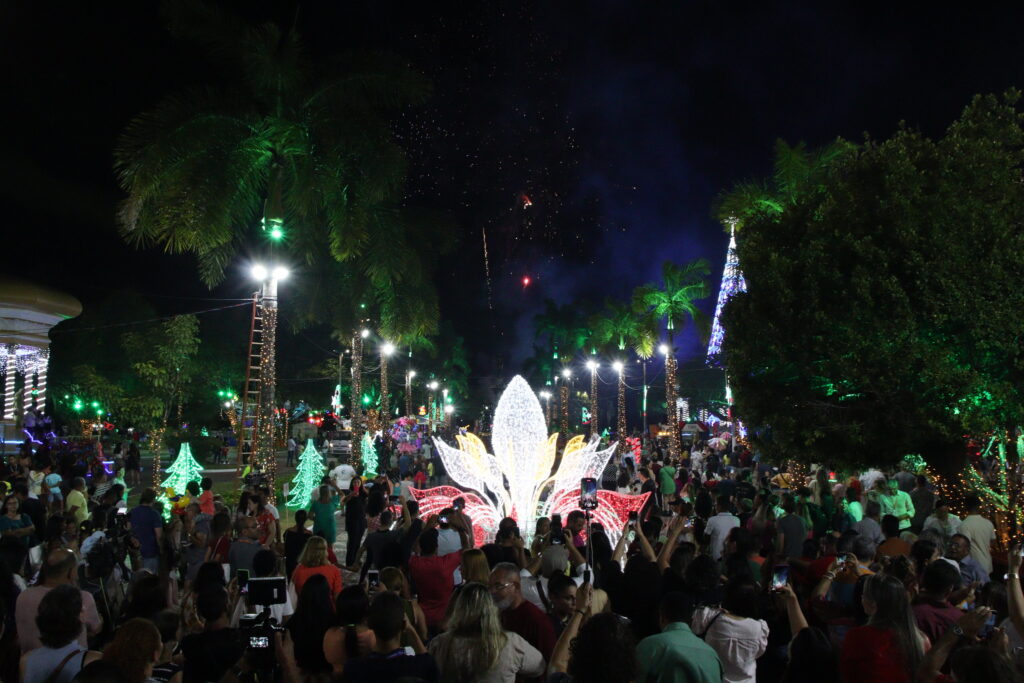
top-left (286, 439), bottom-right (324, 508)
top-left (707, 224), bottom-right (747, 364)
top-left (361, 432), bottom-right (378, 477)
top-left (157, 442), bottom-right (203, 520)
top-left (160, 442), bottom-right (203, 495)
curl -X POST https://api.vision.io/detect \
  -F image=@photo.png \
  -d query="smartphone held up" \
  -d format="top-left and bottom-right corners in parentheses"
top-left (580, 477), bottom-right (599, 511)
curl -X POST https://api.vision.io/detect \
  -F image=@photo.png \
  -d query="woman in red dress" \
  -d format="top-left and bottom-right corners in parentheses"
top-left (840, 573), bottom-right (925, 683)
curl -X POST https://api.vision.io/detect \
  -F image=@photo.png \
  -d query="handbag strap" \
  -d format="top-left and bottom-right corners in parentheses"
top-left (697, 609), bottom-right (724, 639)
top-left (43, 648), bottom-right (83, 683)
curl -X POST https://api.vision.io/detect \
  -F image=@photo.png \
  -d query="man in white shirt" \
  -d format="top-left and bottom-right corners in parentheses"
top-left (958, 494), bottom-right (996, 574)
top-left (922, 499), bottom-right (961, 545)
top-left (704, 495), bottom-right (739, 561)
top-left (876, 478), bottom-right (915, 531)
top-left (330, 461), bottom-right (358, 491)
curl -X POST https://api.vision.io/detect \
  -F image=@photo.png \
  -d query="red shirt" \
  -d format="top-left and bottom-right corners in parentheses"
top-left (840, 625), bottom-right (912, 683)
top-left (500, 599), bottom-right (557, 661)
top-left (198, 490), bottom-right (215, 515)
top-left (408, 551), bottom-right (462, 628)
top-left (912, 597), bottom-right (962, 645)
top-left (292, 563), bottom-right (344, 600)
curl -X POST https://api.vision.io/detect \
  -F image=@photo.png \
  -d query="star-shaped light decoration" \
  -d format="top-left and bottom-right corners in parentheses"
top-left (411, 375), bottom-right (649, 545)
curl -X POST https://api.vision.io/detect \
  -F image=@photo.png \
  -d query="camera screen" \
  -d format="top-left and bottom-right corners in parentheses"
top-left (580, 477), bottom-right (598, 510)
top-left (250, 636), bottom-right (270, 649)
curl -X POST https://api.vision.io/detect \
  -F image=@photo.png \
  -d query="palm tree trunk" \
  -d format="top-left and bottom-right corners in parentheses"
top-left (590, 370), bottom-right (599, 439)
top-left (560, 385), bottom-right (569, 442)
top-left (665, 332), bottom-right (679, 459)
top-left (617, 372), bottom-right (627, 453)
top-left (380, 352), bottom-right (390, 419)
top-left (351, 330), bottom-right (363, 460)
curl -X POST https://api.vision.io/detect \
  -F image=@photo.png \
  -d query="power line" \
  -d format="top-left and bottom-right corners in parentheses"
top-left (51, 302), bottom-right (251, 334)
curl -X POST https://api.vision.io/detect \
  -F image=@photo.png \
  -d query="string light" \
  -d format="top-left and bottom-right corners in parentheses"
top-left (662, 345), bottom-right (680, 459)
top-left (361, 432), bottom-right (378, 477)
top-left (150, 427), bottom-right (166, 490)
top-left (586, 360), bottom-right (599, 438)
top-left (380, 342), bottom-right (393, 420)
top-left (256, 305), bottom-right (279, 502)
top-left (707, 224), bottom-right (747, 361)
top-left (158, 442), bottom-right (203, 518)
top-left (3, 347), bottom-right (15, 421)
top-left (287, 439), bottom-right (324, 508)
top-left (35, 348), bottom-right (48, 414)
top-left (351, 329), bottom-right (364, 460)
top-left (559, 384), bottom-right (569, 439)
top-left (613, 361), bottom-right (626, 452)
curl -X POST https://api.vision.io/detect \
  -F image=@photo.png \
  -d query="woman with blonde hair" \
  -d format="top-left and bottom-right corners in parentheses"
top-left (429, 582), bottom-right (544, 683)
top-left (291, 535), bottom-right (343, 599)
top-left (102, 617), bottom-right (163, 683)
top-left (460, 548), bottom-right (490, 585)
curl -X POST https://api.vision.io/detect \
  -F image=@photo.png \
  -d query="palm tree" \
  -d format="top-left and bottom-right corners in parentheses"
top-left (591, 300), bottom-right (656, 450)
top-left (714, 138), bottom-right (854, 228)
top-left (115, 2), bottom-right (445, 340)
top-left (633, 260), bottom-right (712, 458)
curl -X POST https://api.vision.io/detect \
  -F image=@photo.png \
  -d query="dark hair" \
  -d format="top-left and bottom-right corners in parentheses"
top-left (419, 529), bottom-right (439, 554)
top-left (37, 584), bottom-right (83, 647)
top-left (948, 646), bottom-right (1018, 683)
top-left (12, 482), bottom-right (28, 497)
top-left (366, 591), bottom-right (405, 642)
top-left (916, 475), bottom-right (927, 488)
top-left (336, 586), bottom-right (370, 658)
top-left (852, 536), bottom-right (876, 562)
top-left (881, 515), bottom-right (900, 538)
top-left (41, 548), bottom-right (77, 581)
top-left (910, 539), bottom-right (939, 576)
top-left (139, 489), bottom-right (157, 505)
top-left (921, 559), bottom-right (960, 596)
top-left (963, 494), bottom-right (981, 511)
top-left (547, 573), bottom-right (576, 600)
top-left (366, 488), bottom-right (386, 518)
top-left (252, 549), bottom-right (276, 578)
top-left (717, 494), bottom-right (731, 509)
top-left (185, 481), bottom-right (200, 496)
top-left (379, 509), bottom-right (394, 527)
top-left (722, 576), bottom-right (760, 619)
top-left (685, 555), bottom-right (721, 593)
top-left (293, 509), bottom-right (308, 526)
top-left (153, 608), bottom-right (180, 643)
top-left (123, 573), bottom-right (168, 620)
top-left (567, 612), bottom-right (637, 683)
top-left (864, 500), bottom-right (882, 518)
top-left (196, 588), bottom-right (229, 622)
top-left (193, 562), bottom-right (227, 594)
top-left (201, 477), bottom-right (213, 491)
top-left (845, 487), bottom-right (860, 503)
top-left (406, 500), bottom-right (419, 516)
top-left (781, 627), bottom-right (838, 683)
top-left (661, 591), bottom-right (696, 623)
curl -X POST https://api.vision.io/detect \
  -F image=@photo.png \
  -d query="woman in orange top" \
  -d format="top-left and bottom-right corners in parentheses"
top-left (292, 535), bottom-right (343, 599)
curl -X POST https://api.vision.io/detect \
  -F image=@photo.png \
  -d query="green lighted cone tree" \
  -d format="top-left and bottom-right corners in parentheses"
top-left (361, 432), bottom-right (378, 478)
top-left (286, 439), bottom-right (324, 509)
top-left (158, 442), bottom-right (203, 519)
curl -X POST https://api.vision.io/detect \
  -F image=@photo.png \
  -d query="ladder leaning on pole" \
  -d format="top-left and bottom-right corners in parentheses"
top-left (236, 293), bottom-right (264, 478)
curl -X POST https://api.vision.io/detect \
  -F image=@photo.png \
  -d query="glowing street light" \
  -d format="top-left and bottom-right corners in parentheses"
top-left (612, 360), bottom-right (624, 373)
top-left (658, 343), bottom-right (669, 356)
top-left (428, 380), bottom-right (439, 391)
top-left (361, 329), bottom-right (370, 338)
top-left (381, 342), bottom-right (396, 356)
top-left (561, 368), bottom-right (572, 379)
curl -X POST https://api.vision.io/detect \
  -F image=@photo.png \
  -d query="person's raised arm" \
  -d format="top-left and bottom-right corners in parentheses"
top-left (657, 516), bottom-right (686, 571)
top-left (917, 607), bottom-right (990, 683)
top-left (811, 557), bottom-right (844, 602)
top-left (1007, 545), bottom-right (1024, 637)
top-left (564, 530), bottom-right (586, 567)
top-left (634, 519), bottom-right (657, 563)
top-left (611, 521), bottom-right (630, 564)
top-left (548, 582), bottom-right (592, 676)
top-left (777, 583), bottom-right (808, 635)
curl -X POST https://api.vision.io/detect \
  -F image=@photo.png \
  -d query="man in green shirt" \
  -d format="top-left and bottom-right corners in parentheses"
top-left (658, 461), bottom-right (677, 511)
top-left (636, 592), bottom-right (723, 683)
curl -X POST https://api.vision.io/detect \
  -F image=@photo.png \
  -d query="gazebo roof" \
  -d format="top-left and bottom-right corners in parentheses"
top-left (0, 277), bottom-right (82, 347)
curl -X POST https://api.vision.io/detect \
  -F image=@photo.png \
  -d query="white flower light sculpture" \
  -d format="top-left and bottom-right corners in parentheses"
top-left (413, 375), bottom-right (649, 545)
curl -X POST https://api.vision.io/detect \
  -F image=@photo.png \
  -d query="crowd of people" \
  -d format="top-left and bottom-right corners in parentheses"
top-left (0, 433), bottom-right (1022, 683)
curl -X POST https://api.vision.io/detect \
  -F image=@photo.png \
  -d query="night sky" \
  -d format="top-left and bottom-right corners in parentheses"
top-left (4, 1), bottom-right (1023, 402)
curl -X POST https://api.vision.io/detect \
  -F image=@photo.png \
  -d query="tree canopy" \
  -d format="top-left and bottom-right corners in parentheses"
top-left (722, 91), bottom-right (1024, 471)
